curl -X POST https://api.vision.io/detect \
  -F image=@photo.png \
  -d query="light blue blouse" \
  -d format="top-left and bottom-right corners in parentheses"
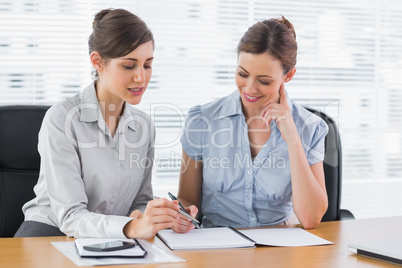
top-left (181, 90), bottom-right (328, 228)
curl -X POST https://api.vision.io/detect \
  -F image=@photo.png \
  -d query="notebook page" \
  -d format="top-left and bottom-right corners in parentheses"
top-left (157, 227), bottom-right (255, 250)
top-left (239, 228), bottom-right (333, 247)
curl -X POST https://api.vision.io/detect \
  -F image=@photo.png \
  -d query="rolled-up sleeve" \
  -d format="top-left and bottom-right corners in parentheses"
top-left (302, 118), bottom-right (329, 165)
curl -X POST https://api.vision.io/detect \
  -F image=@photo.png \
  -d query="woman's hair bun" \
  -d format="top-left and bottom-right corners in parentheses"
top-left (278, 15), bottom-right (296, 39)
top-left (92, 8), bottom-right (113, 29)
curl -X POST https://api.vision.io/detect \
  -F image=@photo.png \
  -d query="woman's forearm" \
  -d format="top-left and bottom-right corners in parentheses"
top-left (286, 137), bottom-right (328, 229)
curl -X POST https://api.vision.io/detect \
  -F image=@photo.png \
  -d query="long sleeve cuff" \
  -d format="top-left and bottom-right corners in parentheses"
top-left (106, 216), bottom-right (133, 238)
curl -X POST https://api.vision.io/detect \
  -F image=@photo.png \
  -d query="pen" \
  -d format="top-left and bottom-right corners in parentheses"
top-left (177, 209), bottom-right (200, 223)
top-left (168, 192), bottom-right (201, 229)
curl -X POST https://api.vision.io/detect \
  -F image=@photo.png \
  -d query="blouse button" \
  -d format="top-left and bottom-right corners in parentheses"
top-left (247, 170), bottom-right (252, 175)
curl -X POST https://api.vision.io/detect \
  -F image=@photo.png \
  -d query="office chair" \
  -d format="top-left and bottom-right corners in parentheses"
top-left (0, 105), bottom-right (50, 237)
top-left (305, 107), bottom-right (354, 221)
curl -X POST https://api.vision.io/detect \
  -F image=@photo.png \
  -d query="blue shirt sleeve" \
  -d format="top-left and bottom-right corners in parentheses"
top-left (304, 119), bottom-right (329, 165)
top-left (180, 105), bottom-right (205, 161)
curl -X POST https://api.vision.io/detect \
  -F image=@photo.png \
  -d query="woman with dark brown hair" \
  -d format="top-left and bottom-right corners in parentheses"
top-left (178, 16), bottom-right (329, 229)
top-left (15, 8), bottom-right (194, 238)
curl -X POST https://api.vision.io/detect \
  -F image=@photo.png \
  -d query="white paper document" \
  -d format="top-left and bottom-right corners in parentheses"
top-left (157, 227), bottom-right (255, 250)
top-left (51, 239), bottom-right (185, 266)
top-left (157, 227), bottom-right (333, 250)
top-left (239, 228), bottom-right (333, 247)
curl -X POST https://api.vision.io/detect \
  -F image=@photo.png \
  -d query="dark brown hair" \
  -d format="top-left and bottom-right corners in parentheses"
top-left (88, 8), bottom-right (154, 78)
top-left (237, 16), bottom-right (297, 74)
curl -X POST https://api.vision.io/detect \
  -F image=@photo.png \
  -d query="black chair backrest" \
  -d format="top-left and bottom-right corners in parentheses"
top-left (0, 105), bottom-right (50, 237)
top-left (305, 107), bottom-right (342, 221)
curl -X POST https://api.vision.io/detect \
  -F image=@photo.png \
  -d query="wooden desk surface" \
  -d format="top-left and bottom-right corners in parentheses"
top-left (1, 216), bottom-right (402, 268)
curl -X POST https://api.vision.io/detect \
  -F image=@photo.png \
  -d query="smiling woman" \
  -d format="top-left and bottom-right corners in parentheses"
top-left (235, 53), bottom-right (295, 117)
top-left (177, 16), bottom-right (329, 230)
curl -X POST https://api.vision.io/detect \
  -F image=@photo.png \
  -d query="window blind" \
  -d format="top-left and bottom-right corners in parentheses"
top-left (1, 0), bottom-right (402, 219)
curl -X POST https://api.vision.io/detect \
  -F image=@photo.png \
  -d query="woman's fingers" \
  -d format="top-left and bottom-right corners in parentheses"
top-left (146, 207), bottom-right (180, 221)
top-left (129, 210), bottom-right (143, 219)
top-left (148, 198), bottom-right (179, 210)
top-left (171, 216), bottom-right (196, 233)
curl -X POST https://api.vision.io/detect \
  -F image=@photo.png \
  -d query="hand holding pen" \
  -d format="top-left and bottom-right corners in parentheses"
top-left (168, 192), bottom-right (201, 232)
top-left (123, 198), bottom-right (181, 239)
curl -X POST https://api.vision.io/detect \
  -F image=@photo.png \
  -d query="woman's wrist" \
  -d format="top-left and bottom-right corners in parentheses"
top-left (284, 132), bottom-right (302, 148)
top-left (123, 218), bottom-right (138, 238)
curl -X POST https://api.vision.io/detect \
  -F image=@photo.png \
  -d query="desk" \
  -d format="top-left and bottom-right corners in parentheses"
top-left (1, 216), bottom-right (401, 268)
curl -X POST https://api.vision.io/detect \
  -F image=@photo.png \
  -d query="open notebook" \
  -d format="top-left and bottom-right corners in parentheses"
top-left (157, 227), bottom-right (333, 250)
top-left (348, 239), bottom-right (402, 265)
